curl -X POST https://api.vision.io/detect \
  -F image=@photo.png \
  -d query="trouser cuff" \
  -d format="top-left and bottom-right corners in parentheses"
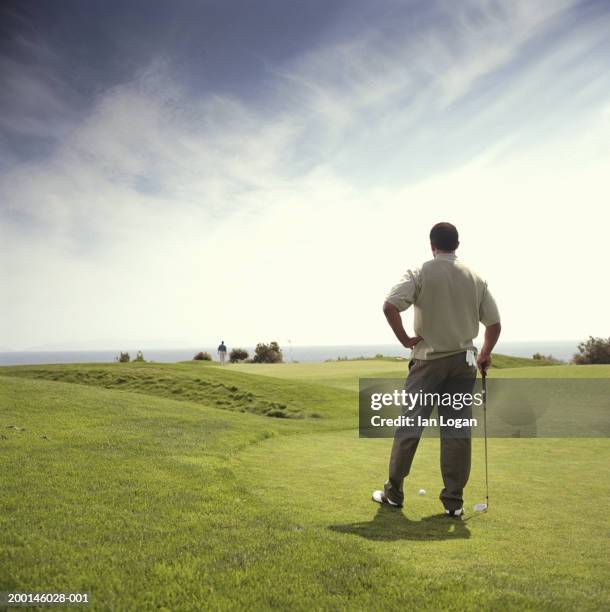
top-left (440, 490), bottom-right (464, 511)
top-left (383, 480), bottom-right (404, 505)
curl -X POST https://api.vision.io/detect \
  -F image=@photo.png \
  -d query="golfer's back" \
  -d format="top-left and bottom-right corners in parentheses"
top-left (386, 252), bottom-right (499, 360)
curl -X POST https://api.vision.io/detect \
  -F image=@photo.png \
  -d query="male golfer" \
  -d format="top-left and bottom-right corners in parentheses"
top-left (217, 341), bottom-right (227, 365)
top-left (372, 222), bottom-right (501, 516)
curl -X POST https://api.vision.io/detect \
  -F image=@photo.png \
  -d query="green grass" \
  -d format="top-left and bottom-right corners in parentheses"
top-left (243, 432), bottom-right (609, 608)
top-left (1, 358), bottom-right (608, 610)
top-left (1, 362), bottom-right (354, 421)
top-left (230, 353), bottom-right (571, 392)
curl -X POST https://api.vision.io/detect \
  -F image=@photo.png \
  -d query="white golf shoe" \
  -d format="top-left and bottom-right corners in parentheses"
top-left (372, 490), bottom-right (402, 508)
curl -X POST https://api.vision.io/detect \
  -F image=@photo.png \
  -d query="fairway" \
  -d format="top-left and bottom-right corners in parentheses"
top-left (1, 359), bottom-right (609, 610)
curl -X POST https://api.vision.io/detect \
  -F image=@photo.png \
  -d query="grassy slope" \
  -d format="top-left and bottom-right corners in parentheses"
top-left (0, 377), bottom-right (346, 610)
top-left (1, 362), bottom-right (354, 421)
top-left (1, 359), bottom-right (609, 610)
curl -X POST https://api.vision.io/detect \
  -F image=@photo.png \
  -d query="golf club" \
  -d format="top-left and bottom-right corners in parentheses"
top-left (473, 370), bottom-right (489, 513)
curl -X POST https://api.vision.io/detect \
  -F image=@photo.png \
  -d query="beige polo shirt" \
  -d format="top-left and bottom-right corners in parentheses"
top-left (385, 252), bottom-right (500, 360)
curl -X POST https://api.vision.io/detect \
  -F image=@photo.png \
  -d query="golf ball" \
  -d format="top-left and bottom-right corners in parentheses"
top-left (418, 489), bottom-right (426, 496)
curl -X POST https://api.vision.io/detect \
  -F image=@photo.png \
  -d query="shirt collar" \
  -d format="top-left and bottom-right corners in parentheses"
top-left (434, 252), bottom-right (457, 261)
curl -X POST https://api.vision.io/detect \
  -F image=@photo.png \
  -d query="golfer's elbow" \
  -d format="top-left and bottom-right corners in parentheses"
top-left (383, 301), bottom-right (398, 317)
top-left (486, 321), bottom-right (502, 340)
top-left (487, 321), bottom-right (501, 333)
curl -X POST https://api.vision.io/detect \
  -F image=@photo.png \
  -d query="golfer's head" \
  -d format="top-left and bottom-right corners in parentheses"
top-left (430, 222), bottom-right (459, 254)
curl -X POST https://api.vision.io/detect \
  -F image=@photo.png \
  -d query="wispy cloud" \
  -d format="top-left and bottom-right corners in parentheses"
top-left (1, 0), bottom-right (609, 349)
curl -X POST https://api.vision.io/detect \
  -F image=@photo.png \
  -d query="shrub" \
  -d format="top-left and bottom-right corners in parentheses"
top-left (116, 352), bottom-right (130, 363)
top-left (193, 351), bottom-right (212, 361)
top-left (252, 341), bottom-right (283, 364)
top-left (229, 348), bottom-right (249, 363)
top-left (134, 350), bottom-right (145, 362)
top-left (572, 336), bottom-right (610, 364)
top-left (533, 353), bottom-right (560, 362)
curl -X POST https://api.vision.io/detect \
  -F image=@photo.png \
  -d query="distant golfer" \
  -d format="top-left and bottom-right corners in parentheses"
top-left (217, 341), bottom-right (227, 365)
top-left (372, 222), bottom-right (501, 516)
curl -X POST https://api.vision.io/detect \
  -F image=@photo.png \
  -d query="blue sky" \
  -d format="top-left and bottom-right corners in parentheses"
top-left (1, 0), bottom-right (609, 350)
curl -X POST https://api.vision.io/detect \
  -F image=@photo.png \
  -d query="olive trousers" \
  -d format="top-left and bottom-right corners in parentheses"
top-left (383, 351), bottom-right (477, 511)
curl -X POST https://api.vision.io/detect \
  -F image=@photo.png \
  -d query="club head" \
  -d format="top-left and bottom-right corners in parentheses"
top-left (473, 503), bottom-right (488, 512)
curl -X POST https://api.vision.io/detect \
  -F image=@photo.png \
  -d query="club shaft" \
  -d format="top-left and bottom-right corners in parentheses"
top-left (482, 372), bottom-right (489, 508)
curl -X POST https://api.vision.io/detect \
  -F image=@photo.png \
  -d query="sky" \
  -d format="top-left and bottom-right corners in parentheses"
top-left (1, 0), bottom-right (609, 351)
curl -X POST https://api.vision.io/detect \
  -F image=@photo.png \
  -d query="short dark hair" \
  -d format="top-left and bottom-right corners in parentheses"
top-left (430, 222), bottom-right (459, 251)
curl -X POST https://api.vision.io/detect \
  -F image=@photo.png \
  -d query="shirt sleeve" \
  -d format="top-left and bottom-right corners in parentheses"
top-left (479, 283), bottom-right (501, 326)
top-left (385, 268), bottom-right (420, 312)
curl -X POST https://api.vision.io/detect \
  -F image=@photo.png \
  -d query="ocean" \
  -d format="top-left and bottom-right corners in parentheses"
top-left (0, 341), bottom-right (579, 366)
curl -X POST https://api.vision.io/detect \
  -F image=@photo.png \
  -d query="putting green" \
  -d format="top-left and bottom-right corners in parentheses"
top-left (231, 359), bottom-right (410, 391)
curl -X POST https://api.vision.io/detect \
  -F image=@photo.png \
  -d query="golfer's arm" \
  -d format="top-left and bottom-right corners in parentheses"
top-left (383, 301), bottom-right (412, 347)
top-left (480, 322), bottom-right (501, 357)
